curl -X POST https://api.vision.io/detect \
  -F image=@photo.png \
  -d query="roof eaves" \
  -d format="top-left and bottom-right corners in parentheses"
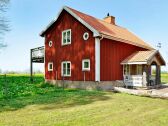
top-left (147, 50), bottom-right (166, 65)
top-left (40, 7), bottom-right (64, 37)
top-left (64, 6), bottom-right (100, 37)
top-left (40, 6), bottom-right (100, 37)
top-left (100, 33), bottom-right (154, 50)
top-left (121, 61), bottom-right (147, 65)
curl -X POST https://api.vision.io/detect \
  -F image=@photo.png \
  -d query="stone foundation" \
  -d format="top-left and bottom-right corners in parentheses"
top-left (45, 79), bottom-right (125, 91)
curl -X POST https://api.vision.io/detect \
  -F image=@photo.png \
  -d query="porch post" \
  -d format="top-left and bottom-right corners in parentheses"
top-left (146, 65), bottom-right (150, 86)
top-left (156, 65), bottom-right (161, 85)
top-left (142, 65), bottom-right (147, 87)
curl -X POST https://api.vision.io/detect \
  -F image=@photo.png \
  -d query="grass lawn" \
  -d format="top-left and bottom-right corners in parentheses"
top-left (161, 73), bottom-right (168, 84)
top-left (0, 74), bottom-right (168, 126)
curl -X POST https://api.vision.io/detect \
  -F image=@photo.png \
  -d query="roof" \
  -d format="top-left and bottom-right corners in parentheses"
top-left (40, 6), bottom-right (153, 50)
top-left (121, 50), bottom-right (165, 65)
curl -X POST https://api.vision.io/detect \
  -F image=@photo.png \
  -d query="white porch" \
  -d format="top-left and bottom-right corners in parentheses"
top-left (121, 50), bottom-right (165, 87)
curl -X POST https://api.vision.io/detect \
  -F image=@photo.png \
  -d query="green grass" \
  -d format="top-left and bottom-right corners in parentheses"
top-left (0, 74), bottom-right (168, 126)
top-left (161, 73), bottom-right (168, 84)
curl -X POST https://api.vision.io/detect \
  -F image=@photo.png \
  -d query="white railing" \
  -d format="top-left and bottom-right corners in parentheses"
top-left (124, 75), bottom-right (143, 87)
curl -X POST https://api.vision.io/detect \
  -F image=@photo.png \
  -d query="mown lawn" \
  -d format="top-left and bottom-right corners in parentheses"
top-left (0, 74), bottom-right (168, 126)
top-left (161, 73), bottom-right (168, 84)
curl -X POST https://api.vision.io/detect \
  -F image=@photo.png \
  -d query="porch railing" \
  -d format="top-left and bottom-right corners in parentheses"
top-left (124, 75), bottom-right (143, 87)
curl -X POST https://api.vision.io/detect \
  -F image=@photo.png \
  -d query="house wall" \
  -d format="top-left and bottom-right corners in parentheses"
top-left (45, 10), bottom-right (95, 81)
top-left (100, 38), bottom-right (147, 81)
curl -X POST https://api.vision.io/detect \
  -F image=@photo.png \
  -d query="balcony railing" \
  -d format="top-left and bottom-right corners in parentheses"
top-left (124, 75), bottom-right (144, 87)
top-left (31, 46), bottom-right (44, 63)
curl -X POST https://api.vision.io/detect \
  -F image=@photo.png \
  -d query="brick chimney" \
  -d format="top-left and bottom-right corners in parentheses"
top-left (103, 14), bottom-right (115, 25)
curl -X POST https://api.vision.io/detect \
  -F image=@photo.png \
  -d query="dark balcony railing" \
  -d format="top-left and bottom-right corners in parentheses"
top-left (31, 46), bottom-right (44, 63)
top-left (30, 46), bottom-right (44, 82)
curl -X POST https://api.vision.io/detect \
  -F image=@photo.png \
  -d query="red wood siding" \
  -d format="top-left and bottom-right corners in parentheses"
top-left (45, 10), bottom-right (95, 81)
top-left (100, 38), bottom-right (147, 81)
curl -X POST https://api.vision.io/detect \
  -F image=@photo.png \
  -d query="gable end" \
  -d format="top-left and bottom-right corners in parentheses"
top-left (40, 6), bottom-right (100, 37)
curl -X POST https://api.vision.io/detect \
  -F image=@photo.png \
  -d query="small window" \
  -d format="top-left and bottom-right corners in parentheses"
top-left (61, 61), bottom-right (71, 76)
top-left (48, 62), bottom-right (53, 71)
top-left (49, 41), bottom-right (53, 47)
top-left (82, 59), bottom-right (90, 71)
top-left (62, 29), bottom-right (71, 45)
top-left (83, 32), bottom-right (89, 40)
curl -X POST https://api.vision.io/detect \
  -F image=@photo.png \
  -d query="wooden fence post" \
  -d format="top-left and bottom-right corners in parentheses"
top-left (30, 49), bottom-right (33, 82)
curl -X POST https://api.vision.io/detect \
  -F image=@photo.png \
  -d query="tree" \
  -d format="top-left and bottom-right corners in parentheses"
top-left (0, 0), bottom-right (10, 48)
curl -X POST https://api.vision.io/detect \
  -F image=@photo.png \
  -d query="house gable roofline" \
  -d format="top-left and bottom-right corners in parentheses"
top-left (40, 6), bottom-right (153, 50)
top-left (101, 33), bottom-right (154, 50)
top-left (40, 6), bottom-right (100, 37)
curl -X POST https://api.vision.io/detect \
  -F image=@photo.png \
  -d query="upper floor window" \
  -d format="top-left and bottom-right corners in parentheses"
top-left (82, 59), bottom-right (90, 71)
top-left (62, 29), bottom-right (71, 45)
top-left (61, 61), bottom-right (71, 77)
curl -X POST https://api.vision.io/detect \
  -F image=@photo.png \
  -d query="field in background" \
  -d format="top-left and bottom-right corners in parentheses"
top-left (161, 73), bottom-right (168, 84)
top-left (0, 74), bottom-right (168, 126)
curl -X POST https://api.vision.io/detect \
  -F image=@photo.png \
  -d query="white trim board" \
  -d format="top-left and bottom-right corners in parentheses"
top-left (95, 38), bottom-right (100, 82)
top-left (121, 62), bottom-right (147, 65)
top-left (40, 6), bottom-right (100, 37)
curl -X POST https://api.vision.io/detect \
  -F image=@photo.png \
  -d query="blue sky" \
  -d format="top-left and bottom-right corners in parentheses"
top-left (0, 0), bottom-right (168, 72)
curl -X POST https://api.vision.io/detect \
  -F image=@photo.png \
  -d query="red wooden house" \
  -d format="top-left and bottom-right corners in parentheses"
top-left (40, 6), bottom-right (165, 89)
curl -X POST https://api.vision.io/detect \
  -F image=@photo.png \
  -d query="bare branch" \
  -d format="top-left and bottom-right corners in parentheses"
top-left (0, 0), bottom-right (10, 46)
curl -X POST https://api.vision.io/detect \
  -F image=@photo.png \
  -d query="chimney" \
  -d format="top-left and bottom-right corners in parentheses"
top-left (103, 13), bottom-right (115, 25)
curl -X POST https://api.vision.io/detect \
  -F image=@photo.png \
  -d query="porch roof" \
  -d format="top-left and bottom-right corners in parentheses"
top-left (121, 50), bottom-right (165, 65)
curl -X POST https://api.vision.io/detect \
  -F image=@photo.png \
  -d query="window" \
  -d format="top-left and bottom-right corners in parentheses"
top-left (49, 41), bottom-right (53, 47)
top-left (137, 65), bottom-right (142, 75)
top-left (83, 32), bottom-right (89, 40)
top-left (48, 62), bottom-right (53, 71)
top-left (82, 59), bottom-right (90, 71)
top-left (124, 65), bottom-right (130, 75)
top-left (61, 61), bottom-right (71, 76)
top-left (62, 29), bottom-right (71, 45)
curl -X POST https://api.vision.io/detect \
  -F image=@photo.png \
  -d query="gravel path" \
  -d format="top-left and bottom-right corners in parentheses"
top-left (114, 85), bottom-right (168, 99)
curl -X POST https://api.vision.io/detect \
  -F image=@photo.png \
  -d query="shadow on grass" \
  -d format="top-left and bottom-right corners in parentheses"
top-left (0, 77), bottom-right (110, 112)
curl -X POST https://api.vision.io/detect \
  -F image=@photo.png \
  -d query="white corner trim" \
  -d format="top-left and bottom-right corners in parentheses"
top-left (40, 6), bottom-right (100, 37)
top-left (95, 38), bottom-right (100, 82)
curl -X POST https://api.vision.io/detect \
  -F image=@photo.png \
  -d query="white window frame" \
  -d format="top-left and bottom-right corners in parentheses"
top-left (48, 62), bottom-right (53, 71)
top-left (82, 59), bottom-right (90, 71)
top-left (83, 32), bottom-right (89, 40)
top-left (49, 40), bottom-right (53, 47)
top-left (62, 29), bottom-right (71, 46)
top-left (61, 61), bottom-right (71, 77)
